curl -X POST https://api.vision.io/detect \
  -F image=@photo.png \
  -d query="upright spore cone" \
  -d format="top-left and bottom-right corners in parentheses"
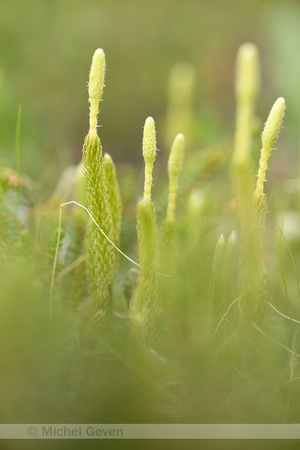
top-left (256, 97), bottom-right (285, 197)
top-left (142, 117), bottom-right (157, 203)
top-left (235, 43), bottom-right (260, 105)
top-left (89, 48), bottom-right (106, 135)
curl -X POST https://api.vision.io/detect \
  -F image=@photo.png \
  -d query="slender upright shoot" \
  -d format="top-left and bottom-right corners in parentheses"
top-left (81, 49), bottom-right (115, 314)
top-left (130, 117), bottom-right (160, 351)
top-left (167, 133), bottom-right (185, 223)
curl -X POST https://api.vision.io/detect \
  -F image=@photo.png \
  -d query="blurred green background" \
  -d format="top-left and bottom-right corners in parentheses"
top-left (0, 0), bottom-right (299, 189)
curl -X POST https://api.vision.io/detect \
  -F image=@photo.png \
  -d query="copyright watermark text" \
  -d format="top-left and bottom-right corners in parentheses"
top-left (38, 425), bottom-right (123, 438)
top-left (0, 424), bottom-right (299, 439)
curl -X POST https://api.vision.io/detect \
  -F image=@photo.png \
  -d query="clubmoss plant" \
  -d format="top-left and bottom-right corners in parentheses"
top-left (231, 43), bottom-right (260, 226)
top-left (130, 117), bottom-right (161, 352)
top-left (160, 133), bottom-right (185, 280)
top-left (254, 97), bottom-right (285, 318)
top-left (159, 134), bottom-right (186, 354)
top-left (166, 133), bottom-right (186, 224)
top-left (231, 43), bottom-right (264, 320)
top-left (103, 153), bottom-right (122, 247)
top-left (81, 49), bottom-right (115, 314)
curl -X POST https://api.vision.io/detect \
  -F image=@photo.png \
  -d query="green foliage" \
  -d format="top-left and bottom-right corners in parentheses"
top-left (103, 153), bottom-right (122, 247)
top-left (82, 132), bottom-right (115, 313)
top-left (130, 199), bottom-right (160, 353)
top-left (1, 42), bottom-right (300, 438)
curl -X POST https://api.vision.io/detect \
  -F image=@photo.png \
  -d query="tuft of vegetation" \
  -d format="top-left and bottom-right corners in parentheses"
top-left (0, 42), bottom-right (299, 439)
